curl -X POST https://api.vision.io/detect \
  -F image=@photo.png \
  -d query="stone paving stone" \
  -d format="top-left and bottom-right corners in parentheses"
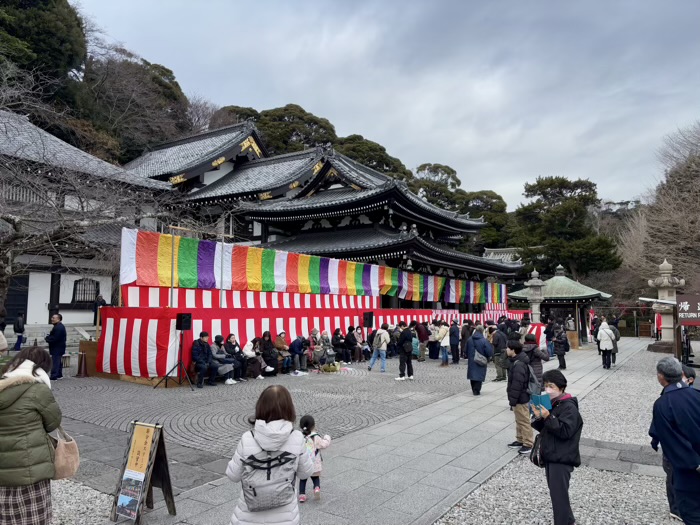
top-left (199, 457), bottom-right (232, 474)
top-left (318, 456), bottom-right (367, 478)
top-left (301, 509), bottom-right (351, 525)
top-left (420, 430), bottom-right (462, 447)
top-left (358, 506), bottom-right (413, 525)
top-left (390, 440), bottom-right (439, 458)
top-left (322, 468), bottom-right (380, 494)
top-left (366, 466), bottom-right (429, 493)
top-left (354, 452), bottom-right (414, 474)
top-left (166, 463), bottom-right (224, 491)
top-left (468, 450), bottom-right (518, 485)
top-left (405, 451), bottom-right (455, 473)
top-left (343, 442), bottom-right (396, 461)
top-left (318, 485), bottom-right (394, 519)
top-left (83, 471), bottom-right (121, 495)
top-left (141, 498), bottom-right (213, 525)
top-left (421, 464), bottom-right (478, 490)
top-left (581, 456), bottom-right (633, 473)
top-left (83, 446), bottom-right (128, 468)
top-left (186, 482), bottom-right (239, 505)
top-left (184, 500), bottom-right (235, 525)
top-left (384, 484), bottom-right (450, 516)
top-left (630, 463), bottom-right (665, 477)
top-left (618, 449), bottom-right (663, 466)
top-left (432, 435), bottom-right (478, 458)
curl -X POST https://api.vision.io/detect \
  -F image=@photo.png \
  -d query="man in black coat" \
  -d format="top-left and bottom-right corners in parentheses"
top-left (45, 313), bottom-right (67, 380)
top-left (191, 331), bottom-right (219, 388)
top-left (415, 321), bottom-right (429, 362)
top-left (506, 340), bottom-right (533, 454)
top-left (650, 356), bottom-right (700, 524)
top-left (449, 320), bottom-right (461, 365)
top-left (395, 321), bottom-right (415, 381)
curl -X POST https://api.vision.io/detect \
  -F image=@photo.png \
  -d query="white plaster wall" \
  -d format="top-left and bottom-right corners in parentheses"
top-left (60, 311), bottom-right (94, 324)
top-left (26, 272), bottom-right (51, 324)
top-left (59, 275), bottom-right (112, 303)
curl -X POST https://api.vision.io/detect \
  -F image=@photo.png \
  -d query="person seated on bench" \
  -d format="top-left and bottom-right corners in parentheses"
top-left (290, 335), bottom-right (308, 375)
top-left (224, 333), bottom-right (248, 382)
top-left (241, 338), bottom-right (267, 379)
top-left (275, 331), bottom-right (292, 374)
top-left (261, 331), bottom-right (279, 376)
top-left (192, 332), bottom-right (219, 388)
top-left (212, 335), bottom-right (237, 385)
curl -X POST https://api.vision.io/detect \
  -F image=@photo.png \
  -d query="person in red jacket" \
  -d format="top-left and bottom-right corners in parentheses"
top-left (414, 322), bottom-right (429, 362)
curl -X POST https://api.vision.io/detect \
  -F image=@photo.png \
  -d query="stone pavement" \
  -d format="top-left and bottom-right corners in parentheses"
top-left (83, 338), bottom-right (649, 525)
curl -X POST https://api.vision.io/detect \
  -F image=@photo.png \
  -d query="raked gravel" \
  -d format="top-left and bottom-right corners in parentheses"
top-left (436, 457), bottom-right (677, 525)
top-left (578, 348), bottom-right (666, 446)
top-left (51, 479), bottom-right (112, 525)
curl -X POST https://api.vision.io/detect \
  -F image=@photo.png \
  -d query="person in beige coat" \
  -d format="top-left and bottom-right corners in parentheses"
top-left (226, 385), bottom-right (314, 525)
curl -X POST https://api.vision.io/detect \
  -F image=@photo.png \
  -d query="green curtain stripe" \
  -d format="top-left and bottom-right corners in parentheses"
top-left (177, 237), bottom-right (199, 289)
top-left (309, 256), bottom-right (321, 294)
top-left (261, 249), bottom-right (276, 291)
top-left (354, 263), bottom-right (365, 296)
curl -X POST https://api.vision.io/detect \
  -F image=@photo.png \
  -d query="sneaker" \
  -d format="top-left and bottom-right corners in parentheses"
top-left (299, 495), bottom-right (306, 503)
top-left (292, 371), bottom-right (300, 376)
top-left (265, 366), bottom-right (275, 372)
top-left (256, 375), bottom-right (264, 380)
top-left (507, 441), bottom-right (523, 449)
top-left (395, 376), bottom-right (406, 381)
top-left (368, 366), bottom-right (372, 371)
top-left (380, 369), bottom-right (385, 373)
top-left (408, 376), bottom-right (414, 380)
top-left (518, 446), bottom-right (532, 455)
top-left (196, 383), bottom-right (204, 389)
top-left (239, 378), bottom-right (248, 382)
top-left (224, 378), bottom-right (236, 385)
top-left (314, 487), bottom-right (321, 500)
top-left (670, 512), bottom-right (682, 521)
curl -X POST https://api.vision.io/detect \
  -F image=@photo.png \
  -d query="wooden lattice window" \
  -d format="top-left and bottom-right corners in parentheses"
top-left (72, 278), bottom-right (100, 304)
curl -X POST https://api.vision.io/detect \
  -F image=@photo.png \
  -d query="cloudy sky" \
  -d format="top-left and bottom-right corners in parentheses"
top-left (78, 0), bottom-right (700, 209)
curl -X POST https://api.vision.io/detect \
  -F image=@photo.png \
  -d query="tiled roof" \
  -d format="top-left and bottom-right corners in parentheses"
top-left (239, 185), bottom-right (388, 212)
top-left (0, 111), bottom-right (168, 190)
top-left (263, 226), bottom-right (522, 276)
top-left (186, 149), bottom-right (319, 200)
top-left (124, 122), bottom-right (254, 178)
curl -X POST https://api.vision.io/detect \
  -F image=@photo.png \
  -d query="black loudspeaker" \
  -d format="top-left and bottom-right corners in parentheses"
top-left (176, 313), bottom-right (192, 331)
top-left (362, 311), bottom-right (374, 328)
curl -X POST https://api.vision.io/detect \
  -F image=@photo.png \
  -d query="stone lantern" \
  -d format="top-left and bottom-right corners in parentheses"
top-left (648, 259), bottom-right (685, 342)
top-left (524, 269), bottom-right (545, 323)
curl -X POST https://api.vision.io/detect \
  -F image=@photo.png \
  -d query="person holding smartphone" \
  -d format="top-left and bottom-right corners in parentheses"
top-left (531, 370), bottom-right (584, 525)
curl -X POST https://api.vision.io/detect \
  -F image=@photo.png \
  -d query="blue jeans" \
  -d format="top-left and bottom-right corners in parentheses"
top-left (440, 346), bottom-right (449, 363)
top-left (14, 335), bottom-right (23, 351)
top-left (369, 349), bottom-right (386, 372)
top-left (282, 356), bottom-right (292, 369)
top-left (547, 341), bottom-right (554, 357)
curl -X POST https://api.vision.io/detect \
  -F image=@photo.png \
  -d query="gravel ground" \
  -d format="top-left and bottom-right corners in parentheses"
top-left (436, 457), bottom-right (676, 525)
top-left (578, 349), bottom-right (663, 445)
top-left (51, 479), bottom-right (112, 525)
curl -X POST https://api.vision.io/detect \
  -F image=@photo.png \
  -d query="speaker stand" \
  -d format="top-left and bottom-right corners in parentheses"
top-left (154, 331), bottom-right (194, 390)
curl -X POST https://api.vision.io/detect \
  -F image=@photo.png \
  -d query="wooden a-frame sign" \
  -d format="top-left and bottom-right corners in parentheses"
top-left (110, 422), bottom-right (176, 524)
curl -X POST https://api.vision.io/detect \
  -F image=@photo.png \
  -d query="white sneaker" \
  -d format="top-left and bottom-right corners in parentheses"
top-left (256, 375), bottom-right (264, 380)
top-left (408, 376), bottom-right (414, 380)
top-left (395, 377), bottom-right (406, 381)
top-left (264, 366), bottom-right (275, 372)
top-left (225, 378), bottom-right (236, 385)
top-left (292, 371), bottom-right (300, 376)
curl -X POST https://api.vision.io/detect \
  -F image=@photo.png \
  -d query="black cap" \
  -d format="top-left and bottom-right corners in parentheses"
top-left (200, 331), bottom-right (209, 338)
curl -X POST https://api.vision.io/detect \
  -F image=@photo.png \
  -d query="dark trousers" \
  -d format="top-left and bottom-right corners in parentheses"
top-left (195, 362), bottom-right (218, 385)
top-left (602, 350), bottom-right (612, 369)
top-left (662, 455), bottom-right (679, 516)
top-left (299, 476), bottom-right (320, 494)
top-left (50, 352), bottom-right (63, 379)
top-left (14, 335), bottom-right (23, 351)
top-left (450, 344), bottom-right (459, 364)
top-left (556, 353), bottom-right (567, 369)
top-left (233, 359), bottom-right (247, 380)
top-left (546, 463), bottom-right (575, 525)
top-left (247, 358), bottom-right (261, 377)
top-left (399, 351), bottom-right (413, 378)
top-left (470, 380), bottom-right (482, 395)
top-left (677, 489), bottom-right (700, 524)
top-left (612, 352), bottom-right (617, 364)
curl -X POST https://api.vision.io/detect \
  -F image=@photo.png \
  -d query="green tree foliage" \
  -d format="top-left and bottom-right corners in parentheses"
top-left (409, 163), bottom-right (462, 210)
top-left (510, 176), bottom-right (621, 279)
top-left (209, 105), bottom-right (260, 129)
top-left (254, 104), bottom-right (337, 155)
top-left (335, 134), bottom-right (413, 181)
top-left (0, 0), bottom-right (86, 80)
top-left (459, 190), bottom-right (509, 249)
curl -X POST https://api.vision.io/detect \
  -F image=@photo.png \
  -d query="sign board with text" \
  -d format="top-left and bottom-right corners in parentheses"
top-left (677, 295), bottom-right (700, 325)
top-left (110, 422), bottom-right (176, 524)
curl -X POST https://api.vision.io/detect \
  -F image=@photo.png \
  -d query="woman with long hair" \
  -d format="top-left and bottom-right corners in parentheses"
top-left (0, 347), bottom-right (62, 525)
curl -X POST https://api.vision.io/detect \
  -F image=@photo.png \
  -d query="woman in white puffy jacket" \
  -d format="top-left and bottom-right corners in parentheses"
top-left (226, 385), bottom-right (314, 525)
top-left (597, 321), bottom-right (616, 370)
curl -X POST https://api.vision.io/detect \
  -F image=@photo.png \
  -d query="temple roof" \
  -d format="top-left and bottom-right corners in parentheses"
top-left (264, 225), bottom-right (522, 277)
top-left (186, 149), bottom-right (319, 200)
top-left (509, 265), bottom-right (612, 301)
top-left (0, 110), bottom-right (168, 190)
top-left (124, 122), bottom-right (260, 179)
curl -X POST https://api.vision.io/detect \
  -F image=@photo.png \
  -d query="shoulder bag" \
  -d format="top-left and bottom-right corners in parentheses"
top-left (529, 433), bottom-right (544, 468)
top-left (50, 425), bottom-right (80, 479)
top-left (473, 347), bottom-right (488, 366)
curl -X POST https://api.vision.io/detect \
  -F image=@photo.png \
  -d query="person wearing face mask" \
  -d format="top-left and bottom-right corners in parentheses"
top-left (649, 357), bottom-right (700, 524)
top-left (531, 370), bottom-right (584, 525)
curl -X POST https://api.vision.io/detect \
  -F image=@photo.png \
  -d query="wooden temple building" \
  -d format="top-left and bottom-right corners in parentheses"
top-left (124, 123), bottom-right (522, 309)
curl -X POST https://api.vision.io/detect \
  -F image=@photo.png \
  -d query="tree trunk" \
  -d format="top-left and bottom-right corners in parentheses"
top-left (0, 250), bottom-right (11, 309)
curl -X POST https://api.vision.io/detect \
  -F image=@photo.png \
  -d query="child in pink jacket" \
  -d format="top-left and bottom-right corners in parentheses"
top-left (298, 415), bottom-right (332, 502)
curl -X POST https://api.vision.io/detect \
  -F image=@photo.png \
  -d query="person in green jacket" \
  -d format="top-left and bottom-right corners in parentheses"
top-left (0, 346), bottom-right (62, 525)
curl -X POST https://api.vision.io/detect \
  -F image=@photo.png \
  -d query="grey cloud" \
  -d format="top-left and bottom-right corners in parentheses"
top-left (78, 0), bottom-right (700, 208)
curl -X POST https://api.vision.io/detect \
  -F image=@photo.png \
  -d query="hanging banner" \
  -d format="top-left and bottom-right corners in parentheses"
top-left (119, 228), bottom-right (507, 305)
